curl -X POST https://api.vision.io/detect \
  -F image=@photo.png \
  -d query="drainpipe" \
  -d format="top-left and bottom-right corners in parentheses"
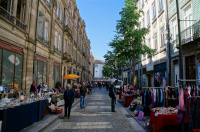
top-left (33, 0), bottom-right (39, 81)
top-left (76, 17), bottom-right (80, 78)
top-left (166, 0), bottom-right (171, 86)
top-left (61, 8), bottom-right (65, 87)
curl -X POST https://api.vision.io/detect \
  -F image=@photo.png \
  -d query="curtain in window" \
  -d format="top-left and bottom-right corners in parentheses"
top-left (58, 35), bottom-right (61, 52)
top-left (38, 15), bottom-right (44, 39)
top-left (14, 54), bottom-right (23, 89)
top-left (55, 31), bottom-right (58, 50)
top-left (57, 3), bottom-right (59, 17)
top-left (2, 50), bottom-right (15, 89)
top-left (65, 16), bottom-right (68, 25)
top-left (0, 49), bottom-right (2, 85)
top-left (44, 21), bottom-right (49, 43)
top-left (60, 9), bottom-right (62, 21)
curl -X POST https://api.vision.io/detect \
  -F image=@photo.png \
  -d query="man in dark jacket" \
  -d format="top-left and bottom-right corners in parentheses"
top-left (30, 81), bottom-right (37, 94)
top-left (80, 82), bottom-right (87, 108)
top-left (109, 80), bottom-right (118, 112)
top-left (64, 84), bottom-right (75, 119)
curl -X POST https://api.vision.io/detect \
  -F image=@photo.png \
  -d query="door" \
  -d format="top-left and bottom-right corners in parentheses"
top-left (175, 66), bottom-right (179, 87)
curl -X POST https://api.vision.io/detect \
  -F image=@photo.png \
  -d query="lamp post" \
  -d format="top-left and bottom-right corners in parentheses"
top-left (176, 0), bottom-right (183, 84)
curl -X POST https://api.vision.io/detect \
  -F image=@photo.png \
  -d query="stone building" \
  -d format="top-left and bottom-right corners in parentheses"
top-left (134, 0), bottom-right (168, 88)
top-left (0, 0), bottom-right (92, 93)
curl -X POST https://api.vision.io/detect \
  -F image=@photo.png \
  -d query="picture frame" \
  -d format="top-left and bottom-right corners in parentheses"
top-left (137, 111), bottom-right (144, 121)
top-left (131, 110), bottom-right (138, 117)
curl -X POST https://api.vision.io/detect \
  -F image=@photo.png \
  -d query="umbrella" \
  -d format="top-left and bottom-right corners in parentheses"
top-left (63, 74), bottom-right (79, 79)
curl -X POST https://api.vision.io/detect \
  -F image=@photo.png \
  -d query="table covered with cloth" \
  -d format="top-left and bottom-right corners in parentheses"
top-left (122, 94), bottom-right (139, 107)
top-left (0, 99), bottom-right (48, 132)
top-left (149, 111), bottom-right (189, 132)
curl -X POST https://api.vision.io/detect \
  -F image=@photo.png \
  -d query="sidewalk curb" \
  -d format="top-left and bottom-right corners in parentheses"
top-left (39, 94), bottom-right (90, 132)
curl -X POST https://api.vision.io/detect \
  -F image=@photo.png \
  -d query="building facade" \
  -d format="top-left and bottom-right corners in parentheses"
top-left (136, 0), bottom-right (168, 88)
top-left (120, 0), bottom-right (200, 88)
top-left (0, 0), bottom-right (92, 93)
top-left (93, 58), bottom-right (105, 80)
top-left (167, 0), bottom-right (200, 87)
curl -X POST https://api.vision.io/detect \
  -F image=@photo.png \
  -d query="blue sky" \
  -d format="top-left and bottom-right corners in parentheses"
top-left (76, 0), bottom-right (125, 61)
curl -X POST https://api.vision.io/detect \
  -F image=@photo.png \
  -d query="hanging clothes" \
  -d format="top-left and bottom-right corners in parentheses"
top-left (178, 88), bottom-right (186, 124)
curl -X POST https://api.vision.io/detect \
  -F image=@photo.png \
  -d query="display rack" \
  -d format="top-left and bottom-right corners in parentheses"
top-left (178, 79), bottom-right (200, 132)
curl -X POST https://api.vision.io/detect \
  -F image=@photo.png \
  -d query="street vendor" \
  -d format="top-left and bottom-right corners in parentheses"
top-left (30, 81), bottom-right (37, 94)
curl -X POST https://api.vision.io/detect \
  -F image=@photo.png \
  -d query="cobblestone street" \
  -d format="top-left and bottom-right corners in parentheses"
top-left (44, 87), bottom-right (146, 132)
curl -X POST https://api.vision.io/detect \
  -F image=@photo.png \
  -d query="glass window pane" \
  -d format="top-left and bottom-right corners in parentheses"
top-left (34, 60), bottom-right (37, 82)
top-left (0, 49), bottom-right (2, 85)
top-left (43, 62), bottom-right (47, 83)
top-left (37, 61), bottom-right (43, 85)
top-left (2, 50), bottom-right (15, 89)
top-left (15, 54), bottom-right (23, 90)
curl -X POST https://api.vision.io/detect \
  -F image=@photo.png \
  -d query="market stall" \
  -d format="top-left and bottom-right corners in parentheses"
top-left (0, 99), bottom-right (48, 132)
top-left (149, 107), bottom-right (189, 132)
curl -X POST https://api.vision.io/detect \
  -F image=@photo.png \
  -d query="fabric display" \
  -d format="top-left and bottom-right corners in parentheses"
top-left (141, 88), bottom-right (165, 108)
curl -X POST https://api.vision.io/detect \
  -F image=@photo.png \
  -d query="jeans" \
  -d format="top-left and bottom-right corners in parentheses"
top-left (80, 96), bottom-right (85, 108)
top-left (111, 97), bottom-right (116, 111)
top-left (64, 103), bottom-right (72, 117)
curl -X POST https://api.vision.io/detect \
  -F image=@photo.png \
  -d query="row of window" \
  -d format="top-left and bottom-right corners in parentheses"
top-left (139, 0), bottom-right (163, 27)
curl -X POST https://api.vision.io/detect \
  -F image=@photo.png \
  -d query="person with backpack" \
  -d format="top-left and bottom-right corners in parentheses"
top-left (109, 80), bottom-right (118, 112)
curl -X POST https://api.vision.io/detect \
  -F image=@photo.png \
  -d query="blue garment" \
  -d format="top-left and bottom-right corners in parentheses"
top-left (80, 95), bottom-right (85, 108)
top-left (144, 91), bottom-right (146, 106)
top-left (64, 89), bottom-right (75, 104)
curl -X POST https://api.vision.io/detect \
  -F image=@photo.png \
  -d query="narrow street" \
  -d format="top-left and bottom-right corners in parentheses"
top-left (44, 87), bottom-right (146, 132)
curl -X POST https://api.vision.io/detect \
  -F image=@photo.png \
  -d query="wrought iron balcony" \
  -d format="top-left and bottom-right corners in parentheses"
top-left (38, 36), bottom-right (43, 42)
top-left (63, 52), bottom-right (72, 62)
top-left (16, 18), bottom-right (26, 30)
top-left (0, 6), bottom-right (14, 23)
top-left (64, 25), bottom-right (72, 37)
top-left (181, 20), bottom-right (200, 45)
top-left (44, 40), bottom-right (49, 46)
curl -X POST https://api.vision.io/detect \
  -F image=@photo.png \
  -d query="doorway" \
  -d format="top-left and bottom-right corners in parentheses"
top-left (185, 55), bottom-right (196, 80)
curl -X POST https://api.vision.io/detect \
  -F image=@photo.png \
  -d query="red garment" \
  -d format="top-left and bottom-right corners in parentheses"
top-left (149, 111), bottom-right (189, 132)
top-left (178, 88), bottom-right (186, 111)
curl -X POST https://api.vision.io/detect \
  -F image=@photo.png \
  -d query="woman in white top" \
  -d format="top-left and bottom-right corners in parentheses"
top-left (42, 82), bottom-right (48, 92)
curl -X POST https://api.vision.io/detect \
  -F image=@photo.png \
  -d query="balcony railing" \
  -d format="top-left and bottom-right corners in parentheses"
top-left (64, 25), bottom-right (72, 37)
top-left (0, 6), bottom-right (14, 23)
top-left (44, 40), bottom-right (49, 46)
top-left (38, 36), bottom-right (43, 42)
top-left (63, 52), bottom-right (72, 62)
top-left (16, 18), bottom-right (26, 30)
top-left (181, 20), bottom-right (200, 45)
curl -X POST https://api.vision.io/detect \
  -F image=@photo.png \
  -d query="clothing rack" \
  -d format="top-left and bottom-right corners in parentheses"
top-left (142, 87), bottom-right (164, 89)
top-left (178, 79), bottom-right (200, 132)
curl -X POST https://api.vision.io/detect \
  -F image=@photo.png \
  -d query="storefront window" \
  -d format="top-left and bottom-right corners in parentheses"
top-left (53, 65), bottom-right (60, 87)
top-left (2, 50), bottom-right (15, 89)
top-left (154, 71), bottom-right (167, 87)
top-left (34, 60), bottom-right (47, 85)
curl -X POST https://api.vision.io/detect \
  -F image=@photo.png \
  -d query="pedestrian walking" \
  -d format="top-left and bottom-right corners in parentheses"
top-left (80, 82), bottom-right (87, 108)
top-left (109, 80), bottom-right (118, 112)
top-left (55, 81), bottom-right (61, 92)
top-left (63, 84), bottom-right (75, 119)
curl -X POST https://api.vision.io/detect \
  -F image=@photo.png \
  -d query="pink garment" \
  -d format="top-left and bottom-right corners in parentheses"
top-left (34, 85), bottom-right (38, 94)
top-left (178, 88), bottom-right (186, 111)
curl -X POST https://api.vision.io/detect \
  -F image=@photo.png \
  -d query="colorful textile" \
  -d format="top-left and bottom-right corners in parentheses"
top-left (178, 88), bottom-right (186, 123)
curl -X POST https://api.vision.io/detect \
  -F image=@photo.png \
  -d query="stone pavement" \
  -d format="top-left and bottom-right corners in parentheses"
top-left (44, 87), bottom-right (146, 132)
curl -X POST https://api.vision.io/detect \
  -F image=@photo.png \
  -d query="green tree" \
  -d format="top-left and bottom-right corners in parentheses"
top-left (109, 34), bottom-right (128, 80)
top-left (102, 64), bottom-right (113, 78)
top-left (116, 0), bottom-right (155, 86)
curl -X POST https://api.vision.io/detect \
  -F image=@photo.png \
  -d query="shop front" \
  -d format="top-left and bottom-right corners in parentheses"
top-left (53, 61), bottom-right (60, 88)
top-left (0, 40), bottom-right (24, 90)
top-left (154, 62), bottom-right (167, 87)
